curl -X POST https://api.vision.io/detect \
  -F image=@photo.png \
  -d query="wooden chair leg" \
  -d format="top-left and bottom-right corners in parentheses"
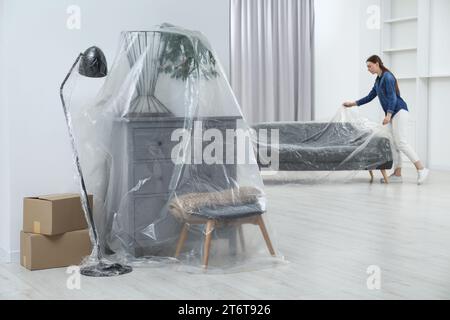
top-left (203, 220), bottom-right (215, 268)
top-left (381, 169), bottom-right (389, 184)
top-left (369, 170), bottom-right (374, 183)
top-left (238, 225), bottom-right (246, 253)
top-left (256, 216), bottom-right (275, 256)
top-left (175, 223), bottom-right (189, 257)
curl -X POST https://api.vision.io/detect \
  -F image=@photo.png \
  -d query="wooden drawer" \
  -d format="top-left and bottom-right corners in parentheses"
top-left (133, 194), bottom-right (171, 240)
top-left (133, 161), bottom-right (175, 195)
top-left (132, 120), bottom-right (237, 161)
top-left (133, 127), bottom-right (180, 160)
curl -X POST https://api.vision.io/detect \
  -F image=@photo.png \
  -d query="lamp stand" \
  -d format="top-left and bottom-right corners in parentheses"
top-left (60, 53), bottom-right (132, 277)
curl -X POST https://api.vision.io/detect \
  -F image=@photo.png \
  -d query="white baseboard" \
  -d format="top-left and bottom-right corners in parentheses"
top-left (0, 247), bottom-right (9, 263)
top-left (10, 250), bottom-right (20, 263)
top-left (429, 165), bottom-right (450, 172)
top-left (0, 248), bottom-right (20, 264)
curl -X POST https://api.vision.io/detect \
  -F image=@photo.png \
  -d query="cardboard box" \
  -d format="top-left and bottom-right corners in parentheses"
top-left (20, 229), bottom-right (92, 271)
top-left (23, 193), bottom-right (91, 235)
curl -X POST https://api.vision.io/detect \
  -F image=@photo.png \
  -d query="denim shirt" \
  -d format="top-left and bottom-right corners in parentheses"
top-left (356, 71), bottom-right (408, 117)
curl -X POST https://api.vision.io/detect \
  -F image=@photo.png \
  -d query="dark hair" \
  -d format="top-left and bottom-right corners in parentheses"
top-left (366, 55), bottom-right (400, 95)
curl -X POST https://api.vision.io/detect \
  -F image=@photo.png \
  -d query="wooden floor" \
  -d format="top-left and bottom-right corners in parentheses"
top-left (1, 168), bottom-right (450, 300)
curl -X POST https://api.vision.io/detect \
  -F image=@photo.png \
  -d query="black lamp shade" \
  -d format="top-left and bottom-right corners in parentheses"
top-left (79, 46), bottom-right (108, 78)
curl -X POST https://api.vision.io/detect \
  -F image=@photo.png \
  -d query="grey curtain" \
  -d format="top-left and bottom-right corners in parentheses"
top-left (230, 0), bottom-right (315, 124)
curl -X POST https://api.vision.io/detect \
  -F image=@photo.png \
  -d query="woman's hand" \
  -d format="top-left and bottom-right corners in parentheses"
top-left (383, 114), bottom-right (392, 125)
top-left (343, 101), bottom-right (357, 108)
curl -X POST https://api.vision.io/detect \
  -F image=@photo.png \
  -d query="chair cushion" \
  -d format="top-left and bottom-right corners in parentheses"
top-left (168, 186), bottom-right (265, 220)
top-left (197, 204), bottom-right (264, 220)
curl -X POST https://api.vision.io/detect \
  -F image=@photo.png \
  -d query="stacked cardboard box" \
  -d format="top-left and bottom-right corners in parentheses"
top-left (20, 194), bottom-right (93, 271)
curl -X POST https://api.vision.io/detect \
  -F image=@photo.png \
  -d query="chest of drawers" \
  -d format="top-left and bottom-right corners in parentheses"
top-left (111, 116), bottom-right (240, 257)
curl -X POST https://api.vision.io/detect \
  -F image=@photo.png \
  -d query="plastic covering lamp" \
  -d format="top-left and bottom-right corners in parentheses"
top-left (59, 46), bottom-right (132, 277)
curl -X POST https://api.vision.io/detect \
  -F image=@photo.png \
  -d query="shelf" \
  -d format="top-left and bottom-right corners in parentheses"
top-left (420, 74), bottom-right (450, 79)
top-left (382, 47), bottom-right (417, 53)
top-left (397, 76), bottom-right (417, 80)
top-left (384, 16), bottom-right (418, 24)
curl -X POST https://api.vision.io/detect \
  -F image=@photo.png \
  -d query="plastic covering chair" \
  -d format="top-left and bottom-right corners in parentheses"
top-left (168, 187), bottom-right (275, 268)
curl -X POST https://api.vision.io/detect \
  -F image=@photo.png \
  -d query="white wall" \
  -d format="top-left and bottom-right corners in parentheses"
top-left (428, 0), bottom-right (450, 170)
top-left (314, 0), bottom-right (361, 120)
top-left (0, 0), bottom-right (11, 261)
top-left (314, 0), bottom-right (384, 122)
top-left (1, 0), bottom-right (230, 260)
top-left (357, 0), bottom-right (384, 121)
top-left (429, 0), bottom-right (450, 76)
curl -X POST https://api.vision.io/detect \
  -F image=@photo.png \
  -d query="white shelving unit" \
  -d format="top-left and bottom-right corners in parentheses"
top-left (382, 47), bottom-right (417, 53)
top-left (422, 74), bottom-right (450, 79)
top-left (396, 75), bottom-right (418, 80)
top-left (380, 0), bottom-right (430, 166)
top-left (384, 16), bottom-right (418, 24)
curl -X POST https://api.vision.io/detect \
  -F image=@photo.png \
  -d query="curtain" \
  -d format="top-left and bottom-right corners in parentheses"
top-left (230, 0), bottom-right (315, 124)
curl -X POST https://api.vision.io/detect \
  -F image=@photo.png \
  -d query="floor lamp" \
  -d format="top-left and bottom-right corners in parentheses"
top-left (59, 46), bottom-right (132, 277)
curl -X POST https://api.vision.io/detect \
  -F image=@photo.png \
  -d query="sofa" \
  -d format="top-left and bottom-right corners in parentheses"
top-left (252, 122), bottom-right (393, 182)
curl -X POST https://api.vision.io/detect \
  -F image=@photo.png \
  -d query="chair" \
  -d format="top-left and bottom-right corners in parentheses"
top-left (168, 187), bottom-right (275, 268)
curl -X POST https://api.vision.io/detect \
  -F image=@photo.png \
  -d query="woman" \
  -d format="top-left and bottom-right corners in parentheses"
top-left (343, 55), bottom-right (429, 185)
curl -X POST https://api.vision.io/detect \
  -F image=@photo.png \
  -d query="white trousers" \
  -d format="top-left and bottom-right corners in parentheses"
top-left (389, 109), bottom-right (420, 169)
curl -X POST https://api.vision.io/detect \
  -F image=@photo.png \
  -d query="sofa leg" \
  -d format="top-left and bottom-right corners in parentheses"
top-left (381, 169), bottom-right (389, 184)
top-left (369, 170), bottom-right (374, 183)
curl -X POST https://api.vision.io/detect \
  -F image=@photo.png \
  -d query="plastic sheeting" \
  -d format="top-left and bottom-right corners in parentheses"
top-left (65, 24), bottom-right (284, 273)
top-left (251, 106), bottom-right (396, 184)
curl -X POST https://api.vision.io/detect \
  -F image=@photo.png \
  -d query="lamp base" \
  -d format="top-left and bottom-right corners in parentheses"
top-left (80, 261), bottom-right (132, 277)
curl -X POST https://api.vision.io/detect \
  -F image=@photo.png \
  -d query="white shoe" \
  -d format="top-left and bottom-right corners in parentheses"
top-left (380, 174), bottom-right (403, 184)
top-left (417, 168), bottom-right (429, 185)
